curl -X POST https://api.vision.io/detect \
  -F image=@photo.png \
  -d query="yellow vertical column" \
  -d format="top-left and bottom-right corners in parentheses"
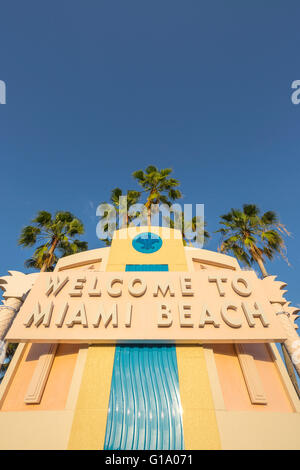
top-left (176, 345), bottom-right (221, 449)
top-left (67, 345), bottom-right (115, 449)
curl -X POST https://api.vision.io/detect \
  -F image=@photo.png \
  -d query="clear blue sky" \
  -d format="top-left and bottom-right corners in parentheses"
top-left (0, 1), bottom-right (300, 325)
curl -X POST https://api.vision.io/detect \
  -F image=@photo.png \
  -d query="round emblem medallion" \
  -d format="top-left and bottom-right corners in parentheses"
top-left (132, 232), bottom-right (163, 253)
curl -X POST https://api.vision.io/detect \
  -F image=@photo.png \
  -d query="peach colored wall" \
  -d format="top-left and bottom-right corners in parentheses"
top-left (1, 343), bottom-right (79, 411)
top-left (213, 343), bottom-right (293, 412)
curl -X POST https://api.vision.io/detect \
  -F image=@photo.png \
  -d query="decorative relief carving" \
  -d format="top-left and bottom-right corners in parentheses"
top-left (235, 343), bottom-right (267, 405)
top-left (24, 343), bottom-right (58, 404)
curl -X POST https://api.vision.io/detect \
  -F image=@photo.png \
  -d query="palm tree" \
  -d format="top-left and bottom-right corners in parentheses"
top-left (218, 204), bottom-right (299, 394)
top-left (166, 214), bottom-right (210, 247)
top-left (18, 211), bottom-right (88, 272)
top-left (99, 188), bottom-right (141, 245)
top-left (217, 204), bottom-right (289, 278)
top-left (0, 211), bottom-right (88, 382)
top-left (132, 166), bottom-right (182, 225)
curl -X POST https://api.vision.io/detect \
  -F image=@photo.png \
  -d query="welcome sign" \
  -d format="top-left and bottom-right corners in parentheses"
top-left (6, 271), bottom-right (287, 343)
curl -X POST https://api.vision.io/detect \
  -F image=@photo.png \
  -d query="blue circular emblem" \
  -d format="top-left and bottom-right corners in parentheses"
top-left (132, 232), bottom-right (162, 254)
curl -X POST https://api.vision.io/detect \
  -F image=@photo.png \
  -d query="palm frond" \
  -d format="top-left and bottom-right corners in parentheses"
top-left (18, 226), bottom-right (41, 247)
top-left (217, 204), bottom-right (290, 273)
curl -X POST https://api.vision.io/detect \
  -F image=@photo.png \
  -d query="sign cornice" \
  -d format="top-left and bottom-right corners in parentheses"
top-left (6, 270), bottom-right (288, 344)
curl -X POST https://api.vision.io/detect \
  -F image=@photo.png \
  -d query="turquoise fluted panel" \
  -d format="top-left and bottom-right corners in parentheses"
top-left (104, 345), bottom-right (184, 450)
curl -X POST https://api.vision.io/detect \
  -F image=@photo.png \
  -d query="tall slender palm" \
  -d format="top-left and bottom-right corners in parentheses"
top-left (18, 211), bottom-right (88, 272)
top-left (217, 204), bottom-right (289, 277)
top-left (132, 166), bottom-right (182, 225)
top-left (99, 188), bottom-right (141, 245)
top-left (217, 204), bottom-right (299, 393)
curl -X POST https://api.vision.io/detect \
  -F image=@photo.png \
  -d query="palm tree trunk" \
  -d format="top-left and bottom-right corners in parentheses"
top-left (146, 189), bottom-right (156, 228)
top-left (249, 246), bottom-right (268, 278)
top-left (145, 199), bottom-right (151, 227)
top-left (147, 207), bottom-right (151, 227)
top-left (281, 343), bottom-right (300, 398)
top-left (40, 261), bottom-right (48, 273)
top-left (40, 238), bottom-right (58, 272)
top-left (255, 255), bottom-right (268, 278)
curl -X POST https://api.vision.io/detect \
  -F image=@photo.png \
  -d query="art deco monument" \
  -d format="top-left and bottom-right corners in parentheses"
top-left (0, 227), bottom-right (299, 450)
